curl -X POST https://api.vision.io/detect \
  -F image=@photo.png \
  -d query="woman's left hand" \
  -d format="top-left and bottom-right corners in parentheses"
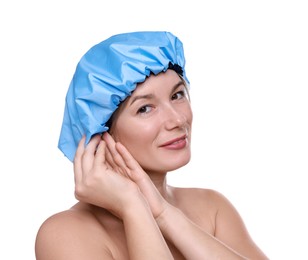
top-left (102, 132), bottom-right (169, 219)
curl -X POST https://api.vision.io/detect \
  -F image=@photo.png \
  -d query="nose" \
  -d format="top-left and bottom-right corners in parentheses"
top-left (163, 105), bottom-right (187, 130)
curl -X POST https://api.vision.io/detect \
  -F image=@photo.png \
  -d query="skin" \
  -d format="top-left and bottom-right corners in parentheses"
top-left (35, 70), bottom-right (268, 259)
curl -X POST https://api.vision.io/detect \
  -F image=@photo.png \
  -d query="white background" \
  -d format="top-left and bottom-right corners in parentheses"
top-left (1, 0), bottom-right (307, 259)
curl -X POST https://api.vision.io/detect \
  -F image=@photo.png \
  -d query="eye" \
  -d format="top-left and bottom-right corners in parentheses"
top-left (171, 90), bottom-right (185, 100)
top-left (137, 105), bottom-right (152, 114)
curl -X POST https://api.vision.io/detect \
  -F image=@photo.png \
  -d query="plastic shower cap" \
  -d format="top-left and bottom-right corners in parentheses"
top-left (58, 31), bottom-right (189, 162)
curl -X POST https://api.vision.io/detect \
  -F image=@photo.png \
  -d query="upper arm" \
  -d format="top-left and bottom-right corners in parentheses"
top-left (35, 211), bottom-right (114, 260)
top-left (211, 190), bottom-right (268, 259)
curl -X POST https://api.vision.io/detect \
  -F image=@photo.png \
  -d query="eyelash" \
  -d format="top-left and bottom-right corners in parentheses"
top-left (137, 105), bottom-right (152, 114)
top-left (136, 90), bottom-right (186, 115)
top-left (171, 90), bottom-right (186, 100)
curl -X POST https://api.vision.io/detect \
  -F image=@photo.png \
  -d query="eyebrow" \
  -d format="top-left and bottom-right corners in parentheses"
top-left (129, 80), bottom-right (184, 106)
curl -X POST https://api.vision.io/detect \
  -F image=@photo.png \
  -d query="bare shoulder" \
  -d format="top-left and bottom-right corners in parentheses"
top-left (171, 186), bottom-right (229, 210)
top-left (171, 186), bottom-right (268, 259)
top-left (35, 206), bottom-right (114, 260)
top-left (169, 187), bottom-right (227, 233)
top-left (171, 186), bottom-right (246, 228)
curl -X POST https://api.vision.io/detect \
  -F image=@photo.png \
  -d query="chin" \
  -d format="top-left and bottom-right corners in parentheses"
top-left (141, 156), bottom-right (191, 174)
top-left (162, 154), bottom-right (191, 172)
top-left (138, 149), bottom-right (191, 173)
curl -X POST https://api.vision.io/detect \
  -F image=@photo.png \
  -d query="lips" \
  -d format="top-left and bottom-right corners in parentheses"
top-left (159, 135), bottom-right (188, 150)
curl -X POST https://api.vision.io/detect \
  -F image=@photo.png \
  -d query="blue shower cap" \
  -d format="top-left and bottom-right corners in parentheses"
top-left (58, 31), bottom-right (189, 162)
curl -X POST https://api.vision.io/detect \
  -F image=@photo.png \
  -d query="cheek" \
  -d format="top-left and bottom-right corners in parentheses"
top-left (115, 121), bottom-right (157, 155)
top-left (183, 103), bottom-right (193, 125)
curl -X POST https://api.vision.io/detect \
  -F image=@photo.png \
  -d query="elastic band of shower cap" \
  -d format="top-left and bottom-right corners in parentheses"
top-left (58, 31), bottom-right (189, 162)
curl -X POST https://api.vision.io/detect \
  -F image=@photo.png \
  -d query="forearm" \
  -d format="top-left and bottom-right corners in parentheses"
top-left (156, 205), bottom-right (247, 260)
top-left (123, 197), bottom-right (173, 260)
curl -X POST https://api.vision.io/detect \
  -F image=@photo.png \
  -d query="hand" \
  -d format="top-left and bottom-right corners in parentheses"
top-left (102, 132), bottom-right (170, 219)
top-left (73, 135), bottom-right (141, 218)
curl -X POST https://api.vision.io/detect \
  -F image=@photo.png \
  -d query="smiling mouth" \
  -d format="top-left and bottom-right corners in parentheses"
top-left (159, 135), bottom-right (188, 149)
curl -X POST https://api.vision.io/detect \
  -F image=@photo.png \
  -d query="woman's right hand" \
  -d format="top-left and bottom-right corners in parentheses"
top-left (73, 135), bottom-right (142, 218)
top-left (102, 132), bottom-right (170, 220)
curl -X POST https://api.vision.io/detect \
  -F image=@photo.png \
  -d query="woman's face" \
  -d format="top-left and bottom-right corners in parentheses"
top-left (110, 69), bottom-right (193, 174)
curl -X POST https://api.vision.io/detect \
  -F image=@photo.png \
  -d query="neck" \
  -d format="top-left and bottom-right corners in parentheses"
top-left (147, 172), bottom-right (174, 203)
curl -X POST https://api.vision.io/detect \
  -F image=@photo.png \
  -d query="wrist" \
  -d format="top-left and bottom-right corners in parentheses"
top-left (155, 204), bottom-right (181, 233)
top-left (121, 192), bottom-right (152, 219)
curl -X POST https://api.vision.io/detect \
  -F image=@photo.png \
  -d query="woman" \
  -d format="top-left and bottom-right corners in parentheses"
top-left (35, 31), bottom-right (268, 259)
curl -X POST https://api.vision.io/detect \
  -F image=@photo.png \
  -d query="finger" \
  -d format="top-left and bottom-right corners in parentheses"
top-left (105, 143), bottom-right (118, 169)
top-left (103, 132), bottom-right (128, 175)
top-left (95, 135), bottom-right (123, 171)
top-left (115, 142), bottom-right (142, 171)
top-left (115, 142), bottom-right (145, 181)
top-left (106, 144), bottom-right (129, 176)
top-left (93, 138), bottom-right (107, 166)
top-left (82, 134), bottom-right (101, 171)
top-left (74, 135), bottom-right (86, 184)
top-left (101, 133), bottom-right (120, 170)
